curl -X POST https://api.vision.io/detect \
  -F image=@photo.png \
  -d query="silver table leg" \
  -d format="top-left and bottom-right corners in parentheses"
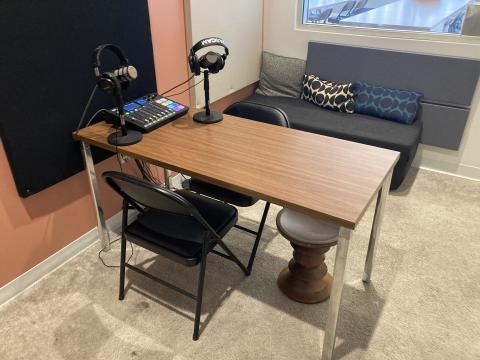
top-left (163, 168), bottom-right (172, 189)
top-left (81, 142), bottom-right (111, 251)
top-left (362, 170), bottom-right (393, 283)
top-left (322, 228), bottom-right (351, 360)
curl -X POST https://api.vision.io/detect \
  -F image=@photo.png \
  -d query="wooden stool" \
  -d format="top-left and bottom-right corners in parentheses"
top-left (276, 208), bottom-right (339, 304)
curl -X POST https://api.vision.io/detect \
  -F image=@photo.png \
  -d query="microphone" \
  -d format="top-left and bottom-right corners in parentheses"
top-left (112, 65), bottom-right (138, 83)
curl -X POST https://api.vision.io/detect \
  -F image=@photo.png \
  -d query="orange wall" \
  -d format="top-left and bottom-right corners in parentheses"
top-left (0, 0), bottom-right (189, 288)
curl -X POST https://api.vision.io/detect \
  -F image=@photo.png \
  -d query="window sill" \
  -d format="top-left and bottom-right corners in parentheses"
top-left (296, 22), bottom-right (480, 46)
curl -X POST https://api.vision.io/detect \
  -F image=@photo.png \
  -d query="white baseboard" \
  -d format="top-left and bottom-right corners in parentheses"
top-left (0, 211), bottom-right (125, 307)
top-left (413, 145), bottom-right (480, 182)
top-left (417, 162), bottom-right (480, 182)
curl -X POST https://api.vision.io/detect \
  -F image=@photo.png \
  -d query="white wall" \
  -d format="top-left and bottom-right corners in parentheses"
top-left (264, 0), bottom-right (480, 180)
top-left (185, 0), bottom-right (263, 108)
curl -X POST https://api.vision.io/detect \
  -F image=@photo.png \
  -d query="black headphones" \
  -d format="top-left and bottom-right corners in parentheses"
top-left (92, 44), bottom-right (138, 95)
top-left (188, 37), bottom-right (229, 76)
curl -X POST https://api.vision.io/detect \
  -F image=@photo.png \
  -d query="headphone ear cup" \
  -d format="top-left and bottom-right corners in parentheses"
top-left (219, 54), bottom-right (227, 71)
top-left (214, 56), bottom-right (225, 73)
top-left (189, 54), bottom-right (201, 76)
top-left (97, 74), bottom-right (115, 95)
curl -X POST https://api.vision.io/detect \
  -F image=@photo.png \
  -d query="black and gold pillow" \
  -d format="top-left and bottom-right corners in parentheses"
top-left (301, 74), bottom-right (354, 113)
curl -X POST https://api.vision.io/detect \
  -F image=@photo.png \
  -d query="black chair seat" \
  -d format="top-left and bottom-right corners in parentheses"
top-left (126, 190), bottom-right (238, 265)
top-left (188, 178), bottom-right (257, 207)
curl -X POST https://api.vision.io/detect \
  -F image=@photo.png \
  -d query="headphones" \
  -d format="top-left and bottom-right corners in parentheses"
top-left (188, 37), bottom-right (229, 76)
top-left (92, 44), bottom-right (138, 95)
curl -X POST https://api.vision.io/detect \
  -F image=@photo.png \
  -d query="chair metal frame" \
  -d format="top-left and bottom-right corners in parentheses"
top-left (104, 171), bottom-right (249, 341)
top-left (233, 202), bottom-right (271, 273)
top-left (186, 185), bottom-right (271, 275)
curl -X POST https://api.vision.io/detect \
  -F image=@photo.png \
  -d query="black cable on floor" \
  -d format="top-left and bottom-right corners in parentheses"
top-left (98, 235), bottom-right (134, 268)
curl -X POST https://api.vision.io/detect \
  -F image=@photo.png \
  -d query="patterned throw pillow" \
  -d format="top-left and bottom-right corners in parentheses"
top-left (353, 82), bottom-right (423, 124)
top-left (301, 74), bottom-right (355, 113)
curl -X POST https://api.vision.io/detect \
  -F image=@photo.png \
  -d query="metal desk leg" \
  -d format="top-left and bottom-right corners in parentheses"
top-left (163, 168), bottom-right (172, 189)
top-left (81, 142), bottom-right (111, 251)
top-left (322, 228), bottom-right (351, 360)
top-left (362, 171), bottom-right (392, 283)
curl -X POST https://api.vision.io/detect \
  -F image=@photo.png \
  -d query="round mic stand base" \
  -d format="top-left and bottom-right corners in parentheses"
top-left (193, 111), bottom-right (223, 124)
top-left (107, 130), bottom-right (143, 146)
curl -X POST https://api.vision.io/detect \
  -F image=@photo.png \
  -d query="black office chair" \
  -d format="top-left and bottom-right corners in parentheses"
top-left (103, 171), bottom-right (249, 341)
top-left (351, 0), bottom-right (368, 15)
top-left (329, 1), bottom-right (356, 22)
top-left (448, 13), bottom-right (464, 34)
top-left (308, 8), bottom-right (323, 23)
top-left (185, 101), bottom-right (290, 274)
top-left (318, 8), bottom-right (333, 24)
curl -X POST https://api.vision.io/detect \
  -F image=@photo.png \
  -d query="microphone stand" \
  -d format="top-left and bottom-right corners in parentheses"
top-left (107, 82), bottom-right (143, 146)
top-left (193, 70), bottom-right (223, 124)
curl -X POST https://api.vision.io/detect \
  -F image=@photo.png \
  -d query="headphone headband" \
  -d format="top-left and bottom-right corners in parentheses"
top-left (92, 44), bottom-right (129, 73)
top-left (190, 37), bottom-right (229, 57)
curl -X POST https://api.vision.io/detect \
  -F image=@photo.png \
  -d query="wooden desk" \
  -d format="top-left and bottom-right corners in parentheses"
top-left (74, 111), bottom-right (399, 360)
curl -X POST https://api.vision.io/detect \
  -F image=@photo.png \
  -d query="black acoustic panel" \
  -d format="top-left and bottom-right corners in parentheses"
top-left (0, 0), bottom-right (157, 197)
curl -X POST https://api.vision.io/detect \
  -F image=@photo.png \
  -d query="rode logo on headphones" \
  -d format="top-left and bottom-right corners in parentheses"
top-left (201, 38), bottom-right (224, 46)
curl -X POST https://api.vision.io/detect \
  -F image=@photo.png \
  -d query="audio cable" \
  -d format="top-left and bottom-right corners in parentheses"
top-left (75, 85), bottom-right (98, 134)
top-left (164, 77), bottom-right (204, 98)
top-left (158, 75), bottom-right (195, 97)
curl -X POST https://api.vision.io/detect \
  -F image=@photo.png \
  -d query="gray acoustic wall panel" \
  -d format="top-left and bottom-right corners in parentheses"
top-left (419, 103), bottom-right (470, 150)
top-left (306, 42), bottom-right (480, 106)
top-left (305, 41), bottom-right (480, 150)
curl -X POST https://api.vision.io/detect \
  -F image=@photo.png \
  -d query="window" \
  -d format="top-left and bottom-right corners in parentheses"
top-left (301, 0), bottom-right (479, 35)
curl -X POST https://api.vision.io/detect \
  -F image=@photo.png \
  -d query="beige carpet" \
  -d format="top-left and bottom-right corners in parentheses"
top-left (1, 168), bottom-right (479, 360)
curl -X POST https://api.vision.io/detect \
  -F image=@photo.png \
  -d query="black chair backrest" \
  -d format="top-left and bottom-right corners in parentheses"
top-left (340, 1), bottom-right (356, 15)
top-left (353, 0), bottom-right (368, 12)
top-left (224, 101), bottom-right (290, 128)
top-left (102, 171), bottom-right (217, 229)
top-left (319, 8), bottom-right (333, 22)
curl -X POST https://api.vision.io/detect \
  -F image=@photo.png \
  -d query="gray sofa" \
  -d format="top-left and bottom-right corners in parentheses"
top-left (245, 94), bottom-right (421, 189)
top-left (245, 42), bottom-right (480, 190)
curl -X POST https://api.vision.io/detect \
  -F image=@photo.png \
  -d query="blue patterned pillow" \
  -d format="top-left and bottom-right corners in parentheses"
top-left (353, 82), bottom-right (423, 124)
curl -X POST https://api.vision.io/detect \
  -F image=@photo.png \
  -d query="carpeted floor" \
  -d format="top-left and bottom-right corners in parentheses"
top-left (1, 168), bottom-right (479, 360)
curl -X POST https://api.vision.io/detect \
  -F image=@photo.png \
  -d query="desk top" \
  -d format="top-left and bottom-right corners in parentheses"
top-left (74, 112), bottom-right (399, 229)
top-left (340, 0), bottom-right (470, 30)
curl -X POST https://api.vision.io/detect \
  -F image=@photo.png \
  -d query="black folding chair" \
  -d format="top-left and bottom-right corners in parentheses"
top-left (103, 171), bottom-right (248, 341)
top-left (185, 101), bottom-right (290, 274)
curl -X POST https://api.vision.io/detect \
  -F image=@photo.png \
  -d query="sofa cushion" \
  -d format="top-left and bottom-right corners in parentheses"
top-left (353, 82), bottom-right (423, 124)
top-left (247, 94), bottom-right (422, 153)
top-left (301, 74), bottom-right (355, 113)
top-left (255, 51), bottom-right (306, 98)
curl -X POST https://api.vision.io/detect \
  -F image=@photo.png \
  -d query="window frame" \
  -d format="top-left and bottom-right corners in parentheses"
top-left (296, 0), bottom-right (480, 45)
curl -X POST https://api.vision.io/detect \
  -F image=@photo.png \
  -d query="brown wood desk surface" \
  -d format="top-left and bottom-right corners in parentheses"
top-left (74, 111), bottom-right (399, 230)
